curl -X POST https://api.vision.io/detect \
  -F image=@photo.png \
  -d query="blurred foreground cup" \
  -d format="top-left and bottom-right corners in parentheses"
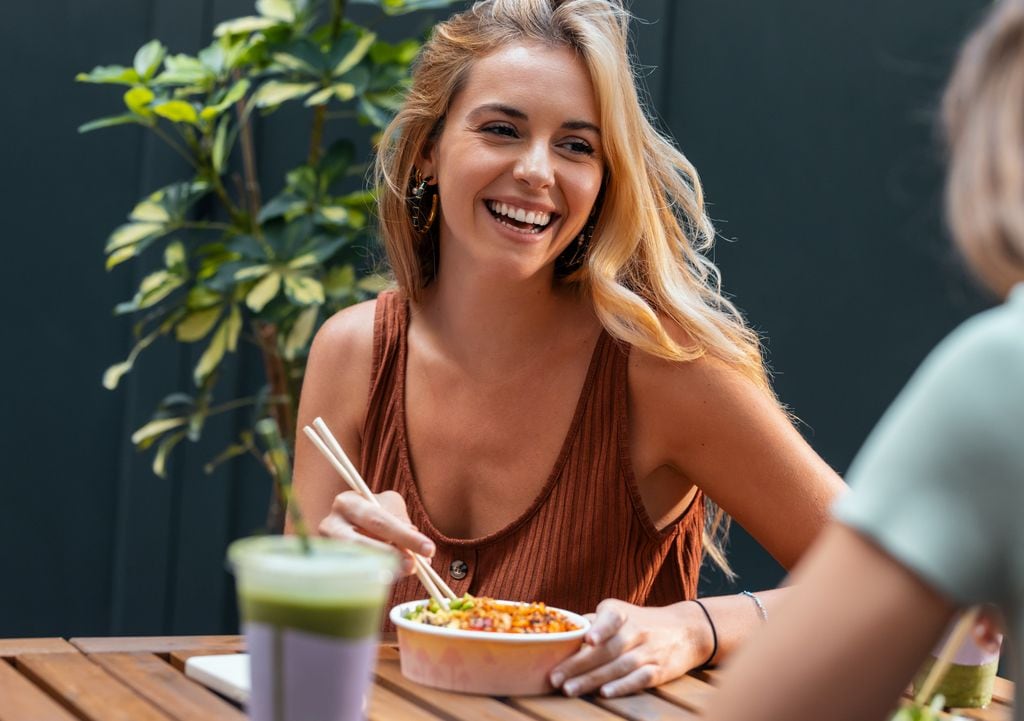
top-left (229, 535), bottom-right (397, 721)
top-left (912, 611), bottom-right (1001, 709)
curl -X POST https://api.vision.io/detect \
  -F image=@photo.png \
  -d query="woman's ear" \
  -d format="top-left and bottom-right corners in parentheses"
top-left (419, 139), bottom-right (438, 181)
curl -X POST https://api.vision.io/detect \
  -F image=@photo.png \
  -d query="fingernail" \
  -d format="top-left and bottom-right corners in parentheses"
top-left (563, 681), bottom-right (579, 697)
top-left (550, 672), bottom-right (564, 687)
top-left (421, 541), bottom-right (435, 557)
top-left (600, 684), bottom-right (614, 698)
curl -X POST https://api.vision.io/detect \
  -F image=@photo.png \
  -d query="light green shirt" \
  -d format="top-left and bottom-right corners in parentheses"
top-left (834, 284), bottom-right (1024, 714)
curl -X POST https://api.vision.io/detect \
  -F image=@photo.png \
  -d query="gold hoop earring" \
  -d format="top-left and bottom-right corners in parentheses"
top-left (410, 169), bottom-right (438, 234)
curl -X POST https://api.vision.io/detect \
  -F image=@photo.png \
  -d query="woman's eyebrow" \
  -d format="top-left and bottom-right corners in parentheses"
top-left (467, 103), bottom-right (600, 134)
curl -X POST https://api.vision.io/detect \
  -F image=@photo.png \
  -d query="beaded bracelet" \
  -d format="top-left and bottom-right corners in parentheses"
top-left (741, 590), bottom-right (768, 622)
top-left (691, 599), bottom-right (718, 668)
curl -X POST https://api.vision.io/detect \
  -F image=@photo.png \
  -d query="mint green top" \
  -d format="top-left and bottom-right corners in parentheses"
top-left (834, 284), bottom-right (1024, 717)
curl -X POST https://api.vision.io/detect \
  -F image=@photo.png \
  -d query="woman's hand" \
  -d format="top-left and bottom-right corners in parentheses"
top-left (317, 489), bottom-right (435, 576)
top-left (549, 599), bottom-right (710, 698)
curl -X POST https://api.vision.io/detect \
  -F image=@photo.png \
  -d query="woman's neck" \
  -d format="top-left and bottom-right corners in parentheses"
top-left (414, 269), bottom-right (593, 376)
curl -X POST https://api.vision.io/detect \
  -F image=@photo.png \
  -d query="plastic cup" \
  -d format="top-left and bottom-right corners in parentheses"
top-left (228, 535), bottom-right (397, 721)
top-left (912, 614), bottom-right (1001, 709)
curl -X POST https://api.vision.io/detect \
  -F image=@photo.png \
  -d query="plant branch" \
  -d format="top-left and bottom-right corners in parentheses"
top-left (307, 0), bottom-right (348, 168)
top-left (253, 321), bottom-right (296, 444)
top-left (180, 221), bottom-right (234, 232)
top-left (235, 79), bottom-right (262, 231)
top-left (149, 123), bottom-right (200, 169)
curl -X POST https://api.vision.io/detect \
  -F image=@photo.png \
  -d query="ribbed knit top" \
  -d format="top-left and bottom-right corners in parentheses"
top-left (361, 291), bottom-right (705, 624)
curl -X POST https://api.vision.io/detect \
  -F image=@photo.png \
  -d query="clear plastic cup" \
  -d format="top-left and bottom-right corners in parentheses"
top-left (912, 614), bottom-right (1001, 709)
top-left (228, 535), bottom-right (397, 721)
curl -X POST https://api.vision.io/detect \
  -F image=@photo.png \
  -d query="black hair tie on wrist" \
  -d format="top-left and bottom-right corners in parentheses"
top-left (691, 598), bottom-right (718, 669)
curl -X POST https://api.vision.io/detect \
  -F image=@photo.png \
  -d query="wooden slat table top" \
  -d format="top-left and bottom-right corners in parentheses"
top-left (0, 638), bottom-right (76, 658)
top-left (0, 635), bottom-right (1014, 720)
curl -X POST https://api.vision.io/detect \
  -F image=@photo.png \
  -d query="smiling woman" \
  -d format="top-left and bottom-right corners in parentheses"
top-left (289, 0), bottom-right (845, 699)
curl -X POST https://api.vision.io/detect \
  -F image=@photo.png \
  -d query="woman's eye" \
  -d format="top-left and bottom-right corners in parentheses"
top-left (482, 124), bottom-right (518, 138)
top-left (563, 139), bottom-right (595, 156)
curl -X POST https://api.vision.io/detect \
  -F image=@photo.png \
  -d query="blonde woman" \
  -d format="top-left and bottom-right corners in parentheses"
top-left (290, 0), bottom-right (844, 697)
top-left (708, 1), bottom-right (1024, 718)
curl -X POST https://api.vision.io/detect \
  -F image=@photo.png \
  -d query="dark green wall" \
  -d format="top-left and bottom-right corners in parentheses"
top-left (0, 1), bottom-right (991, 636)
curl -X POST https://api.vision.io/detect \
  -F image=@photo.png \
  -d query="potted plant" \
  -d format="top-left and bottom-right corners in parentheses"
top-left (76, 0), bottom-right (460, 527)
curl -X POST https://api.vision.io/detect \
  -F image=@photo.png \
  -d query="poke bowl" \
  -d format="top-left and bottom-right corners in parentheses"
top-left (389, 596), bottom-right (590, 695)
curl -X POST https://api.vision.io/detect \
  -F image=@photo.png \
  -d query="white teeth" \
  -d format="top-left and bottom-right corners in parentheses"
top-left (487, 201), bottom-right (551, 227)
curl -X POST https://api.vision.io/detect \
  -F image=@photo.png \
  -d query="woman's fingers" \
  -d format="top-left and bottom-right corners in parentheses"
top-left (585, 599), bottom-right (629, 645)
top-left (332, 491), bottom-right (435, 557)
top-left (560, 650), bottom-right (644, 697)
top-left (597, 664), bottom-right (659, 698)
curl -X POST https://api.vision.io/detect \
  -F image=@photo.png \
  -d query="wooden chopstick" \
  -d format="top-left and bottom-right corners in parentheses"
top-left (913, 605), bottom-right (981, 706)
top-left (302, 419), bottom-right (458, 606)
top-left (308, 418), bottom-right (458, 601)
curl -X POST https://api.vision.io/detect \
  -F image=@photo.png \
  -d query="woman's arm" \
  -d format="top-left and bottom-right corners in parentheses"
top-left (552, 346), bottom-right (847, 696)
top-left (287, 300), bottom-right (435, 567)
top-left (709, 522), bottom-right (955, 721)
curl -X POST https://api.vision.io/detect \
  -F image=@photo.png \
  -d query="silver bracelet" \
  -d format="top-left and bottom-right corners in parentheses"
top-left (740, 590), bottom-right (768, 622)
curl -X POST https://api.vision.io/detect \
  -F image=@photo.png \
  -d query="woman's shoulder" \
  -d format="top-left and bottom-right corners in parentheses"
top-left (306, 297), bottom-right (380, 387)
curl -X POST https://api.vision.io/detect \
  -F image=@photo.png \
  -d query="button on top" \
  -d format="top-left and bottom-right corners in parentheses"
top-left (449, 559), bottom-right (468, 580)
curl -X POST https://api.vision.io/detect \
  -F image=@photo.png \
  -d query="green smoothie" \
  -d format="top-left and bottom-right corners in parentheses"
top-left (228, 535), bottom-right (397, 721)
top-left (239, 592), bottom-right (383, 639)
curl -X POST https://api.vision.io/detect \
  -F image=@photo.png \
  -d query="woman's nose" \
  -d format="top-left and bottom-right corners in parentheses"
top-left (513, 143), bottom-right (555, 189)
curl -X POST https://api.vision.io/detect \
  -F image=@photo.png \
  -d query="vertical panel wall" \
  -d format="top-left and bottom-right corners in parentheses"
top-left (0, 0), bottom-right (995, 635)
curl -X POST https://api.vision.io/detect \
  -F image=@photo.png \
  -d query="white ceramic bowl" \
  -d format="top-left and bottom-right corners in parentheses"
top-left (389, 599), bottom-right (589, 696)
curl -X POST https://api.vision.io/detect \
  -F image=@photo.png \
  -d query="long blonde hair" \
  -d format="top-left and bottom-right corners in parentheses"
top-left (375, 0), bottom-right (774, 576)
top-left (944, 0), bottom-right (1024, 298)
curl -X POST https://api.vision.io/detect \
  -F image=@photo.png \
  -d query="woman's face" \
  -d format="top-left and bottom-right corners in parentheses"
top-left (422, 42), bottom-right (605, 282)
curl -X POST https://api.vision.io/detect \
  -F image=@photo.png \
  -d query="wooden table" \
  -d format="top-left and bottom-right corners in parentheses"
top-left (0, 636), bottom-right (1014, 720)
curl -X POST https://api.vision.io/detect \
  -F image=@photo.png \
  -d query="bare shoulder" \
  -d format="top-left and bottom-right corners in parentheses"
top-left (628, 317), bottom-right (777, 440)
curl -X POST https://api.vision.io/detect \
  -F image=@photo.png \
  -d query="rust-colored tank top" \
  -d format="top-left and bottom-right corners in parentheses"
top-left (361, 291), bottom-right (705, 622)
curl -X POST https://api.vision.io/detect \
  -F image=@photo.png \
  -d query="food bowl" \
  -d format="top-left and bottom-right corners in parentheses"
top-left (389, 599), bottom-right (589, 695)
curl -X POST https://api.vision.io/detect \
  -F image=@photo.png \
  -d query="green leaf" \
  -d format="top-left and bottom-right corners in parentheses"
top-left (319, 139), bottom-right (355, 187)
top-left (324, 264), bottom-right (356, 299)
top-left (136, 269), bottom-right (185, 309)
top-left (152, 430), bottom-right (188, 478)
top-left (316, 206), bottom-right (349, 224)
top-left (76, 65), bottom-right (141, 86)
top-left (123, 86), bottom-right (155, 116)
top-left (272, 51), bottom-right (319, 74)
top-left (131, 416), bottom-right (188, 446)
top-left (358, 95), bottom-right (391, 128)
top-left (133, 40), bottom-right (167, 81)
top-left (106, 245), bottom-right (139, 270)
top-left (78, 114), bottom-right (142, 134)
top-left (225, 304), bottom-right (242, 352)
top-left (164, 241), bottom-right (186, 269)
top-left (374, 0), bottom-right (463, 15)
top-left (257, 194), bottom-right (306, 223)
top-left (194, 318), bottom-right (229, 385)
top-left (303, 86), bottom-right (335, 107)
top-left (234, 263), bottom-right (273, 281)
top-left (283, 274), bottom-right (324, 305)
top-left (129, 198), bottom-right (171, 223)
top-left (187, 285), bottom-right (223, 309)
top-left (105, 222), bottom-right (165, 253)
top-left (357, 273), bottom-right (392, 293)
top-left (102, 360), bottom-right (135, 391)
top-left (289, 237), bottom-right (345, 267)
top-left (284, 305), bottom-right (318, 360)
top-left (153, 54), bottom-right (213, 86)
top-left (201, 78), bottom-right (250, 121)
top-left (332, 32), bottom-right (376, 77)
top-left (252, 80), bottom-right (316, 108)
top-left (257, 0), bottom-right (296, 22)
top-left (176, 307), bottom-right (222, 342)
top-left (213, 116), bottom-right (231, 173)
top-left (153, 100), bottom-right (198, 124)
top-left (246, 271), bottom-right (281, 311)
top-left (214, 16), bottom-right (281, 37)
